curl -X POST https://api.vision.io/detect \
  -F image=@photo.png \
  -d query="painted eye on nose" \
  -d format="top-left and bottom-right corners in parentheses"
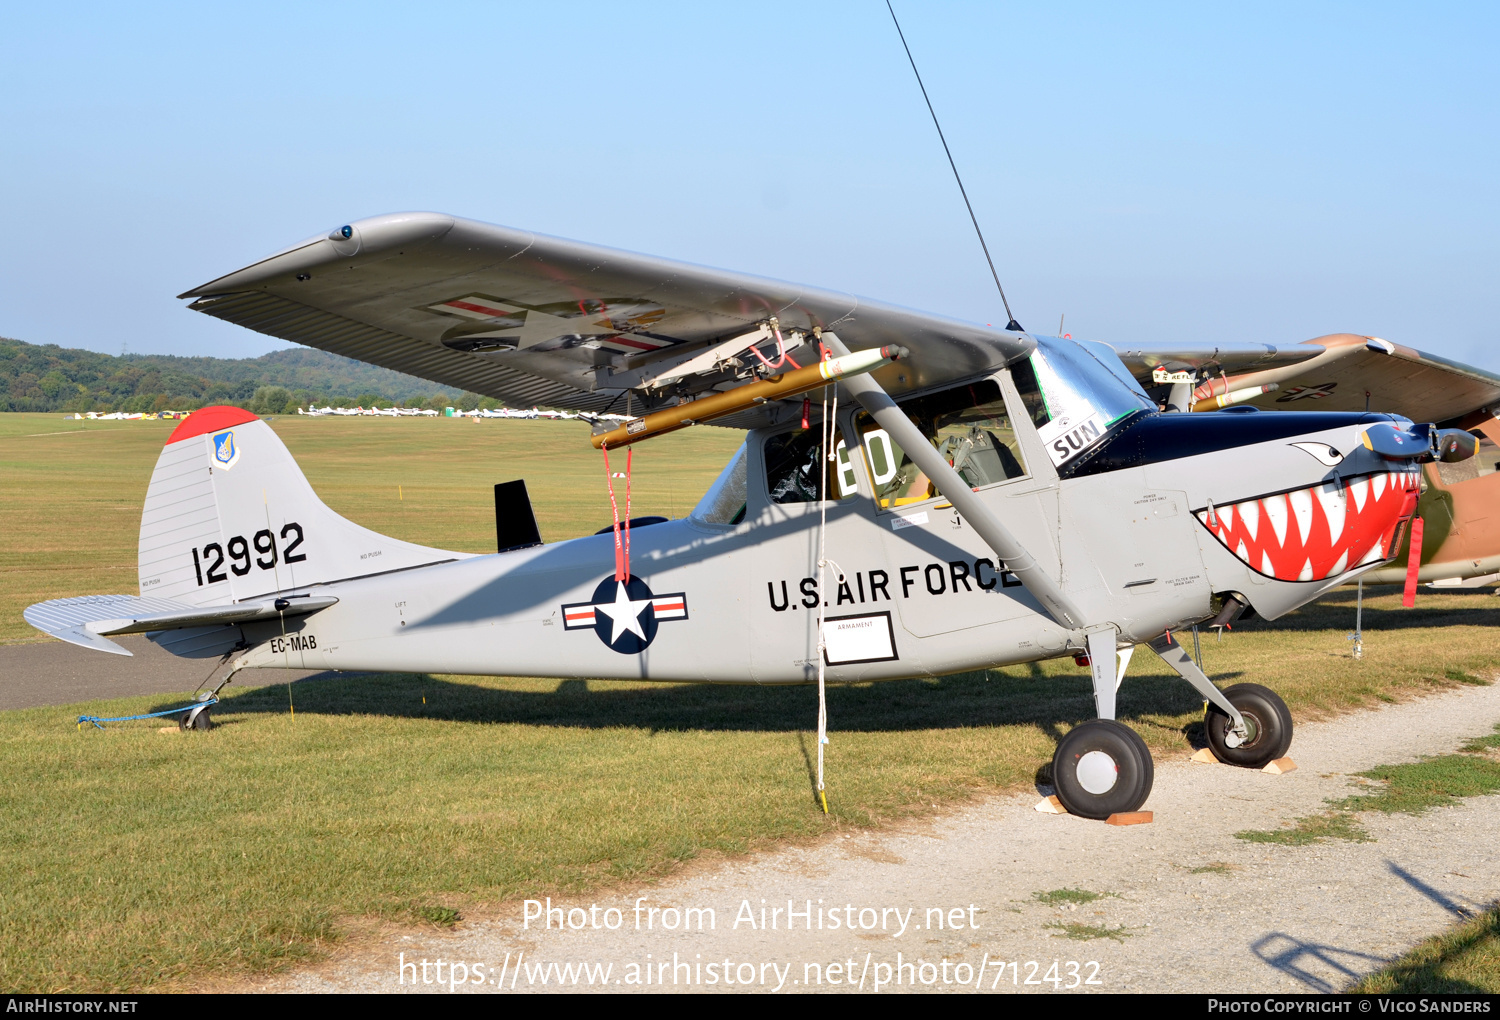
top-left (1290, 442), bottom-right (1343, 467)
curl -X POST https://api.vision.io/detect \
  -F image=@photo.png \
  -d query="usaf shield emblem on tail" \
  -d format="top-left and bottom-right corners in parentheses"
top-left (210, 430), bottom-right (240, 470)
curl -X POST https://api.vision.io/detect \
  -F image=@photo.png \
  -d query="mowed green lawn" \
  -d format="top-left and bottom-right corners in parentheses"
top-left (0, 412), bottom-right (1498, 991)
top-left (0, 411), bottom-right (741, 644)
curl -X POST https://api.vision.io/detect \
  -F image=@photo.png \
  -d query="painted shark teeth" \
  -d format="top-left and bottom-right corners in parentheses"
top-left (1289, 487), bottom-right (1313, 546)
top-left (1195, 470), bottom-right (1419, 582)
top-left (1349, 476), bottom-right (1368, 512)
top-left (1314, 480), bottom-right (1346, 545)
top-left (1239, 498), bottom-right (1259, 541)
top-left (1264, 492), bottom-right (1289, 547)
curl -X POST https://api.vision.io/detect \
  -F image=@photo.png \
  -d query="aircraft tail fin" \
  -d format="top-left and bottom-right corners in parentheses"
top-left (136, 406), bottom-right (464, 607)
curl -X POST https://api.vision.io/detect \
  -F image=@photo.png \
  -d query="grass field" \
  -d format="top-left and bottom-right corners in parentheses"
top-left (0, 411), bottom-right (743, 644)
top-left (2, 411), bottom-right (1499, 991)
top-left (1354, 905), bottom-right (1500, 993)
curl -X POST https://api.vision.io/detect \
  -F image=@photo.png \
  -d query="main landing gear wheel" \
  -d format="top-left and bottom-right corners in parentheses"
top-left (1203, 683), bottom-right (1291, 768)
top-left (1051, 719), bottom-right (1154, 820)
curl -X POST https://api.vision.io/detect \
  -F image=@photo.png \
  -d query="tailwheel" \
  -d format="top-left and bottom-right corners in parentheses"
top-left (180, 708), bottom-right (213, 732)
top-left (1052, 719), bottom-right (1154, 820)
top-left (1203, 683), bottom-right (1291, 768)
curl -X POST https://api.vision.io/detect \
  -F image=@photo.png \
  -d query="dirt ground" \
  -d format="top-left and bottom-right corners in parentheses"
top-left (235, 680), bottom-right (1500, 994)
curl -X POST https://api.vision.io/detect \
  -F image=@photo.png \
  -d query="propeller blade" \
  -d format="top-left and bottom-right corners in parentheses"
top-left (1360, 422), bottom-right (1428, 459)
top-left (1359, 422), bottom-right (1476, 463)
top-left (1435, 428), bottom-right (1479, 463)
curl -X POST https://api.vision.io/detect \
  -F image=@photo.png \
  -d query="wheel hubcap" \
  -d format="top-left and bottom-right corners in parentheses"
top-left (1075, 750), bottom-right (1119, 795)
top-left (1223, 711), bottom-right (1260, 749)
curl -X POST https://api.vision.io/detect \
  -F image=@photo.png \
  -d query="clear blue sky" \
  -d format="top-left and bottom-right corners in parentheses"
top-left (2, 2), bottom-right (1496, 369)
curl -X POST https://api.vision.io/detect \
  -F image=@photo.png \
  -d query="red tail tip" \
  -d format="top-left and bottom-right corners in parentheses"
top-left (166, 405), bottom-right (260, 445)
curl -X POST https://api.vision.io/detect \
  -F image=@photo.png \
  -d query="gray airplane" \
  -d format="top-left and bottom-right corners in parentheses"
top-left (25, 213), bottom-right (1474, 820)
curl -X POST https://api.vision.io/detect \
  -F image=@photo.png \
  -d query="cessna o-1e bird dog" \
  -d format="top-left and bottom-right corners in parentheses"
top-left (25, 213), bottom-right (1480, 820)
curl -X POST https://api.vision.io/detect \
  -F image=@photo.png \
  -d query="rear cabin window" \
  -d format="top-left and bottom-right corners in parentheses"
top-left (853, 379), bottom-right (1027, 509)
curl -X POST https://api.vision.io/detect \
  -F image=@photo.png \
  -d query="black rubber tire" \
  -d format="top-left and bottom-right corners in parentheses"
top-left (180, 708), bottom-right (214, 732)
top-left (1204, 683), bottom-right (1291, 768)
top-left (1052, 719), bottom-right (1154, 820)
top-left (1120, 722), bottom-right (1155, 806)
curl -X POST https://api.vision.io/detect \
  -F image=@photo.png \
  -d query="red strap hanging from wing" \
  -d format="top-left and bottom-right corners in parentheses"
top-left (602, 444), bottom-right (632, 582)
top-left (1402, 516), bottom-right (1424, 608)
top-left (623, 447), bottom-right (632, 579)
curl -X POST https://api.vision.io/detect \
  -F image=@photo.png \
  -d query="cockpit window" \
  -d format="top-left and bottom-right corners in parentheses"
top-left (853, 378), bottom-right (1027, 509)
top-left (1020, 336), bottom-right (1154, 469)
top-left (765, 426), bottom-right (858, 505)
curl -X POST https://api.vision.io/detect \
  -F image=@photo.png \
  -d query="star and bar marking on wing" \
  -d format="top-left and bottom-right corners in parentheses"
top-left (421, 294), bottom-right (678, 355)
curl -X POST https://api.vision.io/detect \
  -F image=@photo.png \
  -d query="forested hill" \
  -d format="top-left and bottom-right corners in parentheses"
top-left (0, 337), bottom-right (465, 414)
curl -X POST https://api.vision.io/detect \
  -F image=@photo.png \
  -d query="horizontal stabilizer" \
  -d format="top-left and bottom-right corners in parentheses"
top-left (24, 593), bottom-right (338, 655)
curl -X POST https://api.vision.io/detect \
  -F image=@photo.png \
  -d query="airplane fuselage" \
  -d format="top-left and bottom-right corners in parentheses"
top-left (224, 407), bottom-right (1416, 685)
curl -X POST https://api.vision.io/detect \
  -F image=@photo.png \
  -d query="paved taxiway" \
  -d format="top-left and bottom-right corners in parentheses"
top-left (0, 636), bottom-right (327, 711)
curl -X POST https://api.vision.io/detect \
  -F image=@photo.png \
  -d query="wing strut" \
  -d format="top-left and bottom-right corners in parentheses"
top-left (824, 333), bottom-right (1084, 630)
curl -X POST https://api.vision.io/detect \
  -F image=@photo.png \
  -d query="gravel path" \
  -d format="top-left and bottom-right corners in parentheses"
top-left (249, 682), bottom-right (1500, 994)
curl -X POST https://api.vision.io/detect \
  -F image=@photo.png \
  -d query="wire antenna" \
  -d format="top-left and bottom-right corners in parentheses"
top-left (886, 1), bottom-right (1023, 333)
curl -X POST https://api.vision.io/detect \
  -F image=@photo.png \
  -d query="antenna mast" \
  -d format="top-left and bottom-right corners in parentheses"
top-left (886, 1), bottom-right (1023, 333)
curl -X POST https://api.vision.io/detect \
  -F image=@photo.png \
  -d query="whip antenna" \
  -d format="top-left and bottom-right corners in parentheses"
top-left (886, 0), bottom-right (1023, 333)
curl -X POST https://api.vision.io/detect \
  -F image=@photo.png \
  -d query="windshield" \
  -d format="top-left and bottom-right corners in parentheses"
top-left (1012, 336), bottom-right (1153, 468)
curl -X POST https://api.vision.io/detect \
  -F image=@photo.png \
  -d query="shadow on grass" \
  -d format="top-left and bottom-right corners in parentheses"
top-left (177, 666), bottom-right (1219, 737)
top-left (1244, 584), bottom-right (1500, 633)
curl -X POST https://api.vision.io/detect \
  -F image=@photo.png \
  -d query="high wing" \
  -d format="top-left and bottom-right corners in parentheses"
top-left (1111, 333), bottom-right (1500, 424)
top-left (1109, 339), bottom-right (1324, 380)
top-left (180, 212), bottom-right (1033, 426)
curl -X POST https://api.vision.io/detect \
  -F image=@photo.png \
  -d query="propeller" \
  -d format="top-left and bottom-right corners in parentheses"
top-left (1360, 422), bottom-right (1477, 463)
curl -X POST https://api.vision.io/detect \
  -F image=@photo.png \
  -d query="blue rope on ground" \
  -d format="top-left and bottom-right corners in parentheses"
top-left (76, 696), bottom-right (217, 730)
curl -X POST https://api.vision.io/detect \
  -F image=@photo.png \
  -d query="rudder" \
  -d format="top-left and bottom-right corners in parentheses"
top-left (139, 406), bottom-right (463, 605)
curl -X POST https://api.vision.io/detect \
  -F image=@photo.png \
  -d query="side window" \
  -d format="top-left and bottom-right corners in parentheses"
top-left (854, 378), bottom-right (1027, 509)
top-left (691, 443), bottom-right (748, 524)
top-left (765, 427), bottom-right (858, 504)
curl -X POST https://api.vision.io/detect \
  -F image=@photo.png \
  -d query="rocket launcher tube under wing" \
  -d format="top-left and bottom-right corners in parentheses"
top-left (823, 333), bottom-right (1087, 631)
top-left (591, 345), bottom-right (907, 449)
top-left (1191, 382), bottom-right (1279, 411)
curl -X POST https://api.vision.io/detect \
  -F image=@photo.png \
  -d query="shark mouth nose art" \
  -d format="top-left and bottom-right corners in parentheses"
top-left (1196, 468), bottom-right (1421, 582)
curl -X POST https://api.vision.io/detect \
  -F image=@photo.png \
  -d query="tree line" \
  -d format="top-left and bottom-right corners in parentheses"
top-left (0, 338), bottom-right (490, 414)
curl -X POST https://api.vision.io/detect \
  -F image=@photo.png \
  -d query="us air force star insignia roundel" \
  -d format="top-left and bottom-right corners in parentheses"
top-left (561, 576), bottom-right (689, 654)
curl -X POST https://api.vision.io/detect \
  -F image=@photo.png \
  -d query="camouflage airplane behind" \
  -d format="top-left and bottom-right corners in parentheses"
top-left (23, 213), bottom-right (1478, 820)
top-left (1111, 333), bottom-right (1500, 589)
